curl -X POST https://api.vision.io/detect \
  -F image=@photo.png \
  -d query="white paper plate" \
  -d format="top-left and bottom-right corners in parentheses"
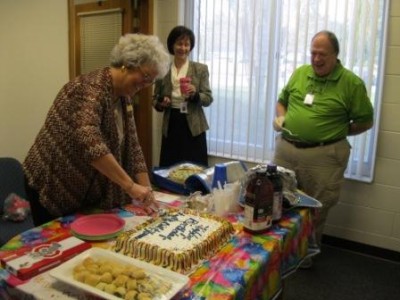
top-left (49, 248), bottom-right (189, 300)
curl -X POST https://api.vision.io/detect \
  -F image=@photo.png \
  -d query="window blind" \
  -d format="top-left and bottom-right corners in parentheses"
top-left (79, 9), bottom-right (122, 74)
top-left (185, 0), bottom-right (388, 182)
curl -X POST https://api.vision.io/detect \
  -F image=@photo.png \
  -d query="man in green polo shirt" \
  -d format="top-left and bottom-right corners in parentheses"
top-left (273, 30), bottom-right (374, 268)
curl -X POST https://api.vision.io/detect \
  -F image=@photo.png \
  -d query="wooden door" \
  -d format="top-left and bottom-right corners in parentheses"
top-left (68, 0), bottom-right (154, 168)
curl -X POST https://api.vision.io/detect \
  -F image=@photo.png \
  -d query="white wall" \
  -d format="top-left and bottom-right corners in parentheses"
top-left (1, 0), bottom-right (399, 253)
top-left (0, 0), bottom-right (69, 160)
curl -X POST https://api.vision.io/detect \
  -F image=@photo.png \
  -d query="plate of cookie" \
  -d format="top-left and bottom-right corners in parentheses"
top-left (50, 247), bottom-right (190, 300)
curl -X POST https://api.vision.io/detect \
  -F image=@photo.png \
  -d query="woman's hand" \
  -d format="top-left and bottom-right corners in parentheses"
top-left (186, 84), bottom-right (196, 98)
top-left (90, 154), bottom-right (158, 214)
top-left (125, 182), bottom-right (159, 213)
top-left (125, 182), bottom-right (151, 203)
top-left (159, 96), bottom-right (171, 108)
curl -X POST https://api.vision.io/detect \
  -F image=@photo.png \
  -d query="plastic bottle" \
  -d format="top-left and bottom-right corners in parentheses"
top-left (243, 168), bottom-right (274, 234)
top-left (267, 164), bottom-right (283, 222)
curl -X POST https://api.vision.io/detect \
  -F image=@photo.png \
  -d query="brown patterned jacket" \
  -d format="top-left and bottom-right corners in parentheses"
top-left (23, 67), bottom-right (148, 216)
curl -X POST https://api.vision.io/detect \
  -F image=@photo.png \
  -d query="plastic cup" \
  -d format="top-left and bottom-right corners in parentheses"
top-left (180, 77), bottom-right (192, 96)
top-left (224, 181), bottom-right (242, 212)
top-left (213, 189), bottom-right (230, 216)
top-left (211, 164), bottom-right (227, 189)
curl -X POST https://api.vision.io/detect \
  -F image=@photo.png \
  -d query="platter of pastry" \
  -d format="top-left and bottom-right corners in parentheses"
top-left (167, 164), bottom-right (205, 184)
top-left (50, 247), bottom-right (189, 300)
top-left (152, 162), bottom-right (207, 195)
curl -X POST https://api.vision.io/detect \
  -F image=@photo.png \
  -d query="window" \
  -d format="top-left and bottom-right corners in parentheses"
top-left (79, 9), bottom-right (122, 74)
top-left (185, 0), bottom-right (388, 182)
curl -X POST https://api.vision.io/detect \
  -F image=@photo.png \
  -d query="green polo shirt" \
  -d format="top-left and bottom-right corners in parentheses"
top-left (278, 62), bottom-right (373, 143)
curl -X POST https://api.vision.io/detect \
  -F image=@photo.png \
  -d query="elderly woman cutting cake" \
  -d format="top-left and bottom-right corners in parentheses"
top-left (23, 33), bottom-right (170, 226)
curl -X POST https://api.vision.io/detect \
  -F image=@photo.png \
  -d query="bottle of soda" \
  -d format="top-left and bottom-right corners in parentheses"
top-left (267, 163), bottom-right (283, 222)
top-left (243, 168), bottom-right (274, 234)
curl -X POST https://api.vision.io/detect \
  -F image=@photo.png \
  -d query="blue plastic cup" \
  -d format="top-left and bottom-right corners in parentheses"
top-left (212, 164), bottom-right (227, 189)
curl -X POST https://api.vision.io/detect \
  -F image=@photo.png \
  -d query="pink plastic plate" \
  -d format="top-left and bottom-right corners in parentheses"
top-left (70, 214), bottom-right (125, 238)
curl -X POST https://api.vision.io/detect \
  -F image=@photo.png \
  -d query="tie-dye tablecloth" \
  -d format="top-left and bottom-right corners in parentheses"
top-left (0, 207), bottom-right (318, 300)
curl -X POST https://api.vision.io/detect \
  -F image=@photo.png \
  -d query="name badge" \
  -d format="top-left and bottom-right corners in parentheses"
top-left (126, 104), bottom-right (134, 113)
top-left (304, 93), bottom-right (314, 105)
top-left (180, 102), bottom-right (188, 114)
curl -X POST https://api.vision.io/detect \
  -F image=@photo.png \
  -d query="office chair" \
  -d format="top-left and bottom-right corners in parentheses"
top-left (0, 157), bottom-right (34, 246)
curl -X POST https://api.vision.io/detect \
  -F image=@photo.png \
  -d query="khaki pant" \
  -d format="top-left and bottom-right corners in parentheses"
top-left (273, 135), bottom-right (351, 246)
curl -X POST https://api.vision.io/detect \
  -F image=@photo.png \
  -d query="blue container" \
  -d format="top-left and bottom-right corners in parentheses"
top-left (211, 164), bottom-right (227, 189)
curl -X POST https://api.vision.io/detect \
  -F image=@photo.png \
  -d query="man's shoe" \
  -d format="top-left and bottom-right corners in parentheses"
top-left (299, 257), bottom-right (313, 269)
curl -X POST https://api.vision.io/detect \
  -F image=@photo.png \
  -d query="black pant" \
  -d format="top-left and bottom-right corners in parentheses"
top-left (24, 177), bottom-right (56, 226)
top-left (159, 109), bottom-right (208, 167)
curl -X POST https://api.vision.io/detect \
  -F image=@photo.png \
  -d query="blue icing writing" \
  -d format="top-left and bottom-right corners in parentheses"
top-left (158, 217), bottom-right (199, 240)
top-left (135, 213), bottom-right (182, 239)
top-left (135, 219), bottom-right (174, 239)
top-left (135, 212), bottom-right (212, 242)
top-left (186, 225), bottom-right (210, 240)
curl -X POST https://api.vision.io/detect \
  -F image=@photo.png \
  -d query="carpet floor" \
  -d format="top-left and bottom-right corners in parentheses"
top-left (282, 244), bottom-right (400, 300)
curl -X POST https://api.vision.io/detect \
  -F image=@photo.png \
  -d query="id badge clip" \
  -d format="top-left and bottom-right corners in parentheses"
top-left (180, 102), bottom-right (188, 114)
top-left (304, 93), bottom-right (314, 106)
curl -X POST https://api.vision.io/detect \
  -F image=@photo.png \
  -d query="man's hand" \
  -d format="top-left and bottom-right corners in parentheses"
top-left (273, 116), bottom-right (285, 131)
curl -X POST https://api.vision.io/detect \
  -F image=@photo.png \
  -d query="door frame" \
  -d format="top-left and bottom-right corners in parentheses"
top-left (67, 0), bottom-right (154, 168)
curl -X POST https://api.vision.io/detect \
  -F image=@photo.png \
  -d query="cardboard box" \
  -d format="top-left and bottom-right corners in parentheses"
top-left (1, 235), bottom-right (91, 280)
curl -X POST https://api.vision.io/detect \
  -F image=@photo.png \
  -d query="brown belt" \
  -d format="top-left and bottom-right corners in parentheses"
top-left (282, 136), bottom-right (344, 148)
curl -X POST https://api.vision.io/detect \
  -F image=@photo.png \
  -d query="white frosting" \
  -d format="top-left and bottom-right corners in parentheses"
top-left (128, 211), bottom-right (221, 253)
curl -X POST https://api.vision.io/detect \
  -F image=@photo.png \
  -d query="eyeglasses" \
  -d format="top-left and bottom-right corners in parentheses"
top-left (138, 66), bottom-right (156, 85)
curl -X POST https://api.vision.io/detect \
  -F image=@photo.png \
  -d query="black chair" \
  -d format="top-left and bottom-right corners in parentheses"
top-left (0, 157), bottom-right (34, 246)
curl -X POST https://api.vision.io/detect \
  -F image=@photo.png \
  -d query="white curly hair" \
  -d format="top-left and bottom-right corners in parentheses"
top-left (110, 33), bottom-right (170, 79)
